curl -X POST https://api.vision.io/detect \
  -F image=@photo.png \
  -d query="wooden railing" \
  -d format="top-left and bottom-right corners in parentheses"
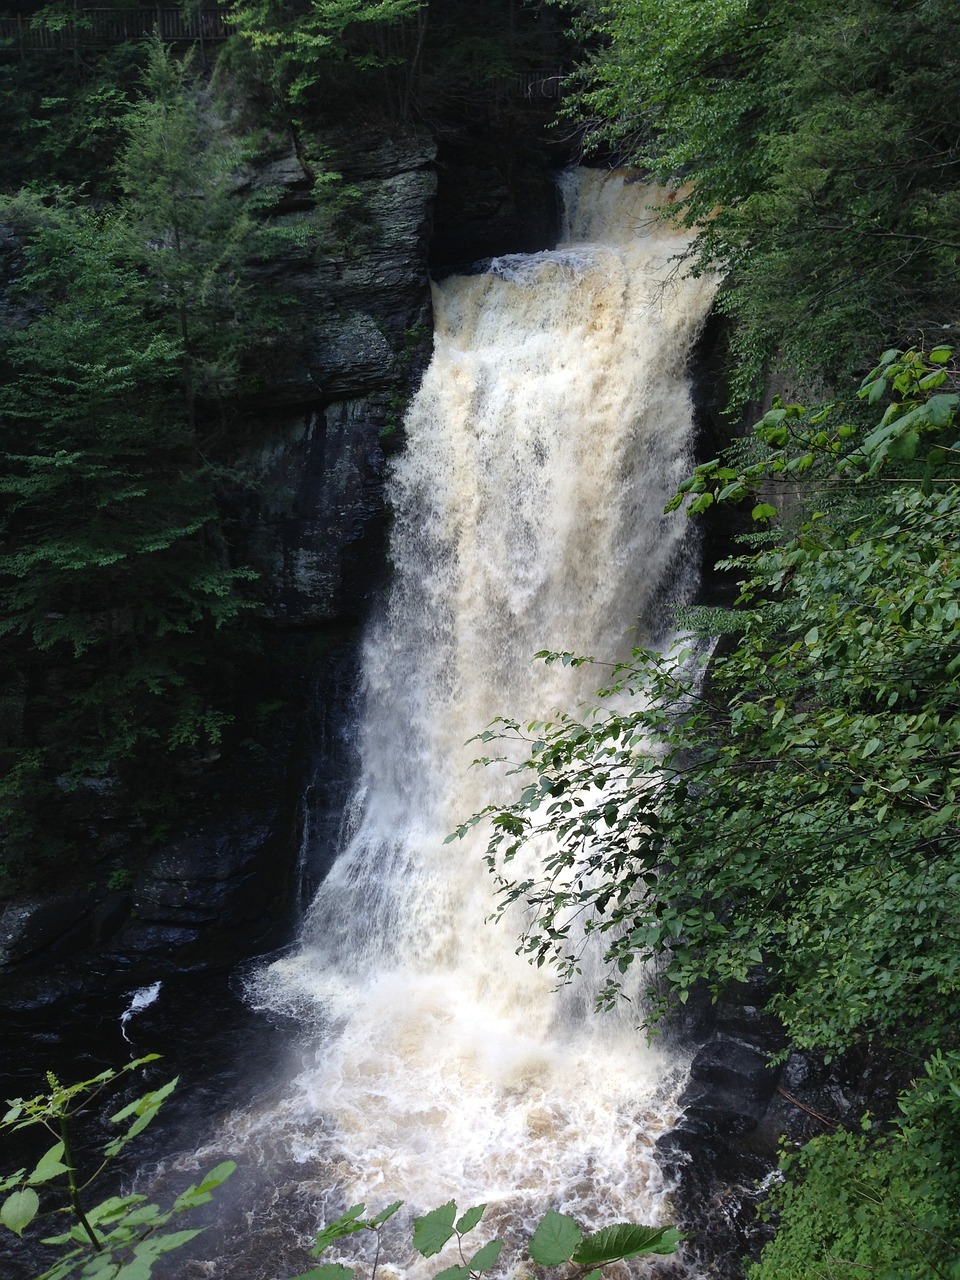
top-left (0, 6), bottom-right (233, 53)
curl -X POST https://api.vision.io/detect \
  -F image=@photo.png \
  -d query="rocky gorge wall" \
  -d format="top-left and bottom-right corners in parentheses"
top-left (0, 111), bottom-right (566, 991)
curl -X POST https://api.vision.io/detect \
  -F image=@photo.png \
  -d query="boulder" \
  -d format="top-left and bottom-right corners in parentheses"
top-left (0, 894), bottom-right (97, 966)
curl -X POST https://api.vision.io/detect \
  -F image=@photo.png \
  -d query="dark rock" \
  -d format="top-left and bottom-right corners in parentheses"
top-left (236, 130), bottom-right (438, 627)
top-left (248, 132), bottom-right (437, 410)
top-left (714, 1000), bottom-right (784, 1042)
top-left (677, 1088), bottom-right (765, 1138)
top-left (110, 819), bottom-right (283, 960)
top-left (657, 962), bottom-right (785, 1280)
top-left (689, 1033), bottom-right (779, 1104)
top-left (116, 923), bottom-right (204, 954)
top-left (241, 400), bottom-right (392, 623)
top-left (0, 893), bottom-right (98, 965)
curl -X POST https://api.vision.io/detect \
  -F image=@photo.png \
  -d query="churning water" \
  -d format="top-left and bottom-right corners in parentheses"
top-left (188, 170), bottom-right (716, 1278)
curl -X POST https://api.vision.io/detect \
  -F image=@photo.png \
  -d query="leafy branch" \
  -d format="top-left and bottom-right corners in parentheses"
top-left (1, 1058), bottom-right (235, 1280)
top-left (289, 1199), bottom-right (680, 1280)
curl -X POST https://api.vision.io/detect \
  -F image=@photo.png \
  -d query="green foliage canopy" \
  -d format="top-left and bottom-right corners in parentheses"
top-left (748, 1051), bottom-right (960, 1279)
top-left (0, 44), bottom-right (273, 878)
top-left (563, 0), bottom-right (960, 402)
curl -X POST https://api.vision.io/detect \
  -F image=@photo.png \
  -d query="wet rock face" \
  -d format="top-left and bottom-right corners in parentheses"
top-left (251, 132), bottom-right (437, 407)
top-left (0, 895), bottom-right (100, 968)
top-left (112, 818), bottom-right (287, 963)
top-left (657, 977), bottom-right (786, 1280)
top-left (241, 400), bottom-right (391, 624)
top-left (239, 130), bottom-right (437, 626)
top-left (0, 818), bottom-right (290, 995)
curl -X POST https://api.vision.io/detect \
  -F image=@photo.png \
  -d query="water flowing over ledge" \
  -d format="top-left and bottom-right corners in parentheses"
top-left (192, 169), bottom-right (718, 1278)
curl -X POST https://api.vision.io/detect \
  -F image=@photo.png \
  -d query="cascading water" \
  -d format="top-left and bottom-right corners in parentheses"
top-left (197, 169), bottom-right (717, 1277)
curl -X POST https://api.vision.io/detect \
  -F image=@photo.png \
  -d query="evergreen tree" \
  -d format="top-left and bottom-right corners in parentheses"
top-left (0, 43), bottom-right (274, 882)
top-left (115, 39), bottom-right (274, 437)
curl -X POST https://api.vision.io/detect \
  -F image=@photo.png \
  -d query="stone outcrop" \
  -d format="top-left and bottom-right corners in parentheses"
top-left (238, 129), bottom-right (437, 626)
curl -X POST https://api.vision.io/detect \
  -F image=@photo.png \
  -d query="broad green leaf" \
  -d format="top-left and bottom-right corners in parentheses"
top-left (105, 1078), bottom-right (178, 1157)
top-left (467, 1239), bottom-right (503, 1271)
top-left (109, 1259), bottom-right (153, 1280)
top-left (529, 1209), bottom-right (582, 1265)
top-left (137, 1228), bottom-right (201, 1256)
top-left (687, 491), bottom-right (714, 514)
top-left (0, 1169), bottom-right (26, 1193)
top-left (1, 1187), bottom-right (40, 1236)
top-left (455, 1203), bottom-right (486, 1234)
top-left (887, 430), bottom-right (919, 461)
top-left (370, 1200), bottom-right (403, 1226)
top-left (174, 1160), bottom-right (237, 1212)
top-left (87, 1194), bottom-right (147, 1226)
top-left (432, 1267), bottom-right (470, 1280)
top-left (924, 393), bottom-right (959, 428)
top-left (572, 1223), bottom-right (682, 1264)
top-left (751, 502), bottom-right (777, 521)
top-left (413, 1202), bottom-right (458, 1257)
top-left (311, 1204), bottom-right (369, 1255)
top-left (29, 1141), bottom-right (69, 1184)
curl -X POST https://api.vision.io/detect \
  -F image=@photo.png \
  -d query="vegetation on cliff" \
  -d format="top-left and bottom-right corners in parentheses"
top-left (0, 41), bottom-right (282, 880)
top-left (563, 0), bottom-right (960, 407)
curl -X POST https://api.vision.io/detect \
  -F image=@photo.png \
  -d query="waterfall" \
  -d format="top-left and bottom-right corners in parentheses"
top-left (219, 170), bottom-right (716, 1276)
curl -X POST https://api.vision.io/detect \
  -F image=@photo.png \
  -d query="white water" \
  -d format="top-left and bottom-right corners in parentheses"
top-left (225, 171), bottom-right (716, 1275)
top-left (120, 980), bottom-right (162, 1043)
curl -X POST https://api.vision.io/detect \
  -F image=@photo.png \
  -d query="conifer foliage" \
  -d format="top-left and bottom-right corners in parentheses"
top-left (0, 44), bottom-right (267, 880)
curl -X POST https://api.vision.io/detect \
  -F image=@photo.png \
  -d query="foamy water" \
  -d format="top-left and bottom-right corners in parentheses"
top-left (189, 171), bottom-right (716, 1279)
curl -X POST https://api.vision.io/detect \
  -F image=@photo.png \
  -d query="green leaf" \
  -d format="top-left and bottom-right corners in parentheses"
top-left (529, 1209), bottom-right (582, 1265)
top-left (1, 1187), bottom-right (40, 1236)
top-left (924, 393), bottom-right (959, 428)
top-left (311, 1205), bottom-right (369, 1255)
top-left (466, 1239), bottom-right (503, 1272)
top-left (28, 1141), bottom-right (69, 1185)
top-left (370, 1200), bottom-right (403, 1227)
top-left (136, 1228), bottom-right (201, 1256)
top-left (413, 1202), bottom-right (458, 1257)
top-left (572, 1223), bottom-right (682, 1264)
top-left (687, 491), bottom-right (714, 514)
top-left (887, 430), bottom-right (919, 461)
top-left (455, 1204), bottom-right (486, 1234)
top-left (432, 1267), bottom-right (470, 1280)
top-left (105, 1077), bottom-right (178, 1157)
top-left (172, 1160), bottom-right (237, 1213)
top-left (752, 502), bottom-right (777, 521)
